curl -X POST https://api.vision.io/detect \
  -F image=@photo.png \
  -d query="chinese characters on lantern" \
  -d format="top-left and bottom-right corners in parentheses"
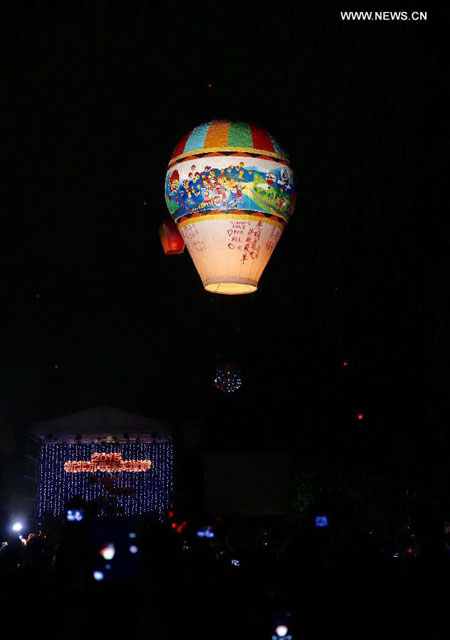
top-left (181, 224), bottom-right (206, 254)
top-left (64, 452), bottom-right (152, 473)
top-left (227, 220), bottom-right (263, 263)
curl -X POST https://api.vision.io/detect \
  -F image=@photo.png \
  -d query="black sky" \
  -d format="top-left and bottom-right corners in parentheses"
top-left (0, 2), bottom-right (447, 479)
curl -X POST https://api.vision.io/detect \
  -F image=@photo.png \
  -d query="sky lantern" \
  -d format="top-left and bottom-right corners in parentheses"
top-left (159, 219), bottom-right (185, 254)
top-left (165, 120), bottom-right (296, 294)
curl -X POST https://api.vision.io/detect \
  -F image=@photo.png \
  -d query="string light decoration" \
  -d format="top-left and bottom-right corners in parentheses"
top-left (214, 364), bottom-right (243, 393)
top-left (37, 442), bottom-right (173, 526)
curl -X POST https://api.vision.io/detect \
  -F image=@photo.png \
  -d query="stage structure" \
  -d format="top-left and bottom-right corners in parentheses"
top-left (29, 407), bottom-right (173, 525)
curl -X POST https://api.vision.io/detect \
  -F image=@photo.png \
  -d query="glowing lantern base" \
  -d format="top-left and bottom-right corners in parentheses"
top-left (178, 213), bottom-right (284, 295)
top-left (206, 282), bottom-right (256, 295)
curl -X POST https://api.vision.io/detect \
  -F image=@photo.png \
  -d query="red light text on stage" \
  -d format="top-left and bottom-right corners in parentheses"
top-left (64, 452), bottom-right (152, 473)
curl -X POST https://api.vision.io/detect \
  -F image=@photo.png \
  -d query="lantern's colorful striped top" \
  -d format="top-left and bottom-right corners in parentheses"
top-left (169, 120), bottom-right (288, 167)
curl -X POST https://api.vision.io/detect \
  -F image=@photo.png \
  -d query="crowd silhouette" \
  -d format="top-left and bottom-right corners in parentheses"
top-left (1, 498), bottom-right (449, 639)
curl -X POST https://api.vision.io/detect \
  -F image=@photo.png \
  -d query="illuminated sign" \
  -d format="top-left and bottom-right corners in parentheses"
top-left (64, 452), bottom-right (152, 473)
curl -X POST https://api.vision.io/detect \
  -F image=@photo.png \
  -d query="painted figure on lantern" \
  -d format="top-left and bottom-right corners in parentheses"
top-left (166, 160), bottom-right (294, 218)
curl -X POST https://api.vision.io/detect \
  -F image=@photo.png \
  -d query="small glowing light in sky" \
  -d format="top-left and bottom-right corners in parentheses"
top-left (275, 625), bottom-right (289, 637)
top-left (407, 547), bottom-right (413, 554)
top-left (342, 360), bottom-right (349, 366)
top-left (93, 571), bottom-right (104, 581)
top-left (177, 521), bottom-right (187, 534)
top-left (54, 364), bottom-right (60, 370)
top-left (207, 82), bottom-right (213, 88)
top-left (12, 522), bottom-right (23, 532)
top-left (129, 545), bottom-right (138, 554)
top-left (99, 543), bottom-right (115, 560)
top-left (129, 532), bottom-right (136, 539)
top-left (357, 413), bottom-right (364, 420)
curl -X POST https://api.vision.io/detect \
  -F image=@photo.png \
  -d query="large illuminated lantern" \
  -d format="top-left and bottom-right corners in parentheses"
top-left (165, 120), bottom-right (296, 294)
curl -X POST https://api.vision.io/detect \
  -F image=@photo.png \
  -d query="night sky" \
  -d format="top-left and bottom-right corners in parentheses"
top-left (1, 3), bottom-right (447, 511)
